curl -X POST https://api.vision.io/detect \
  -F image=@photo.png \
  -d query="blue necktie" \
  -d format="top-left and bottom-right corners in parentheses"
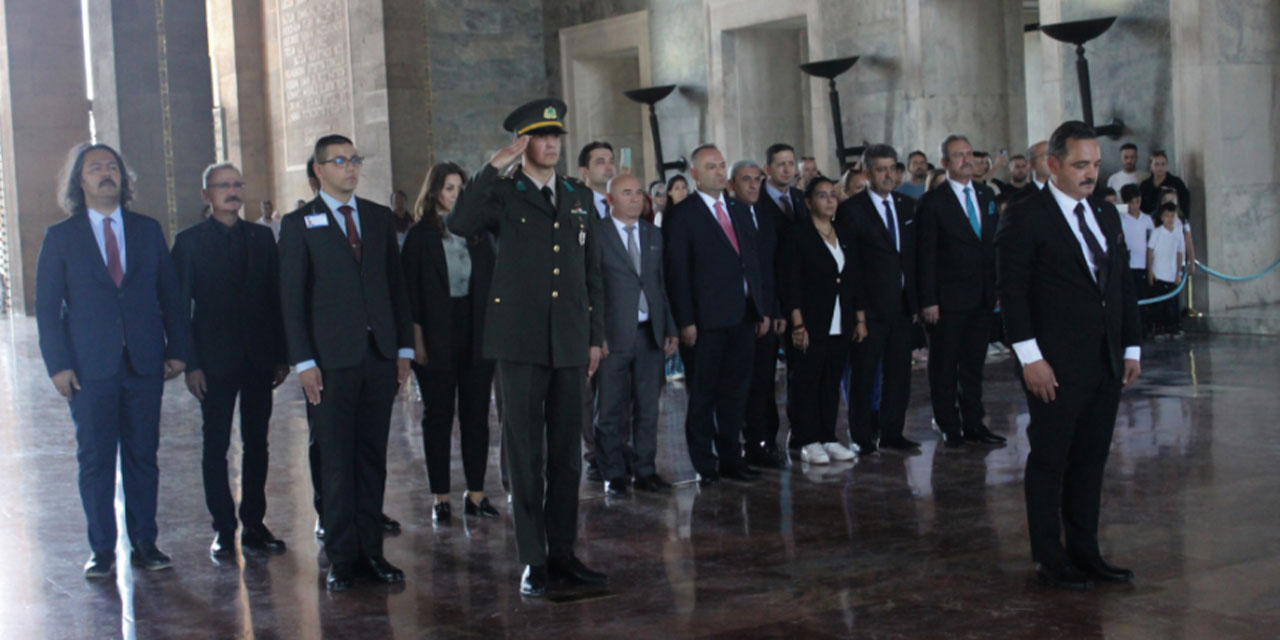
top-left (964, 187), bottom-right (981, 237)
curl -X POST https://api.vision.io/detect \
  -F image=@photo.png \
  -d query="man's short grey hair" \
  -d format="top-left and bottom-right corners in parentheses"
top-left (690, 143), bottom-right (720, 166)
top-left (938, 134), bottom-right (970, 162)
top-left (202, 162), bottom-right (240, 189)
top-left (730, 159), bottom-right (762, 181)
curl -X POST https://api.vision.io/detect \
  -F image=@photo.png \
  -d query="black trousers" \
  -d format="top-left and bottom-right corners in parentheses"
top-left (744, 331), bottom-right (782, 452)
top-left (1150, 280), bottom-right (1179, 332)
top-left (1130, 268), bottom-right (1151, 334)
top-left (201, 361), bottom-right (274, 533)
top-left (411, 299), bottom-right (495, 495)
top-left (926, 308), bottom-right (992, 434)
top-left (849, 311), bottom-right (913, 445)
top-left (681, 317), bottom-right (754, 477)
top-left (308, 338), bottom-right (398, 567)
top-left (1023, 348), bottom-right (1121, 565)
top-left (789, 335), bottom-right (850, 447)
top-left (498, 361), bottom-right (583, 566)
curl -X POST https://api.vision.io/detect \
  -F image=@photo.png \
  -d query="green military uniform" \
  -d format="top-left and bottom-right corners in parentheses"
top-left (447, 99), bottom-right (603, 569)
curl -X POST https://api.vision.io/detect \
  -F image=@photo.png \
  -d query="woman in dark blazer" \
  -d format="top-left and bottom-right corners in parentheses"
top-left (402, 162), bottom-right (498, 522)
top-left (786, 176), bottom-right (867, 465)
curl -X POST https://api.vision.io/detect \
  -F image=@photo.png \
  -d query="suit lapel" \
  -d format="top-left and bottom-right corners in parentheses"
top-left (75, 213), bottom-right (116, 286)
top-left (310, 196), bottom-right (361, 266)
top-left (514, 169), bottom-right (557, 218)
top-left (1039, 189), bottom-right (1096, 287)
top-left (693, 195), bottom-right (737, 254)
top-left (428, 228), bottom-right (450, 289)
top-left (119, 211), bottom-right (143, 287)
top-left (857, 192), bottom-right (897, 252)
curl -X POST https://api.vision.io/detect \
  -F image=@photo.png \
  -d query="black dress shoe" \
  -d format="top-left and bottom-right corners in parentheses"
top-left (211, 530), bottom-right (237, 557)
top-left (744, 448), bottom-right (786, 469)
top-left (327, 564), bottom-right (354, 591)
top-left (363, 556), bottom-right (405, 583)
top-left (130, 541), bottom-right (172, 571)
top-left (84, 551), bottom-right (115, 579)
top-left (1075, 557), bottom-right (1134, 583)
top-left (380, 513), bottom-right (401, 533)
top-left (314, 518), bottom-right (325, 540)
top-left (852, 440), bottom-right (878, 455)
top-left (1036, 561), bottom-right (1093, 591)
top-left (697, 473), bottom-right (719, 487)
top-left (604, 479), bottom-right (630, 497)
top-left (633, 474), bottom-right (673, 492)
top-left (938, 430), bottom-right (967, 448)
top-left (547, 554), bottom-right (607, 585)
top-left (963, 426), bottom-right (1007, 445)
top-left (720, 466), bottom-right (758, 482)
top-left (464, 495), bottom-right (500, 518)
top-left (432, 502), bottom-right (452, 523)
top-left (880, 436), bottom-right (921, 451)
top-left (521, 565), bottom-right (548, 596)
top-left (242, 525), bottom-right (286, 553)
top-left (585, 462), bottom-right (603, 483)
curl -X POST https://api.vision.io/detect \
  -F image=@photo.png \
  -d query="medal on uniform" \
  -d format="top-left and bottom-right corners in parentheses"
top-left (579, 228), bottom-right (587, 246)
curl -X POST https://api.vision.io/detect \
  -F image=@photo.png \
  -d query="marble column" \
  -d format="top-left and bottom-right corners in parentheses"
top-left (1171, 0), bottom-right (1280, 311)
top-left (89, 0), bottom-right (217, 239)
top-left (0, 0), bottom-right (91, 314)
top-left (207, 0), bottom-right (273, 210)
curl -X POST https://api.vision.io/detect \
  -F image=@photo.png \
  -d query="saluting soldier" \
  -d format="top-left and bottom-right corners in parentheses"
top-left (448, 98), bottom-right (607, 597)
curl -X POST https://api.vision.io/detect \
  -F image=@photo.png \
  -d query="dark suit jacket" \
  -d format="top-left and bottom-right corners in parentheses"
top-left (277, 195), bottom-right (413, 370)
top-left (835, 190), bottom-right (918, 321)
top-left (400, 221), bottom-right (495, 365)
top-left (448, 164), bottom-right (604, 368)
top-left (997, 187), bottom-right (1141, 380)
top-left (171, 217), bottom-right (285, 376)
top-left (755, 184), bottom-right (807, 316)
top-left (36, 210), bottom-right (189, 380)
top-left (784, 220), bottom-right (864, 341)
top-left (664, 192), bottom-right (767, 331)
top-left (728, 197), bottom-right (776, 317)
top-left (917, 180), bottom-right (998, 312)
top-left (596, 216), bottom-right (677, 354)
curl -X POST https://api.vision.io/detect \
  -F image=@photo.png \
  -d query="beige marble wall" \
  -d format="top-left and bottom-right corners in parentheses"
top-left (208, 0), bottom-right (273, 210)
top-left (1172, 0), bottom-right (1280, 311)
top-left (0, 0), bottom-right (91, 314)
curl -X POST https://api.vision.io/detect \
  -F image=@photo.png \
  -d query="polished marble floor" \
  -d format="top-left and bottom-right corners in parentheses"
top-left (1, 315), bottom-right (1278, 639)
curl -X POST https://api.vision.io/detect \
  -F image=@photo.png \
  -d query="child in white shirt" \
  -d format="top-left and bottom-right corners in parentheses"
top-left (1147, 202), bottom-right (1185, 338)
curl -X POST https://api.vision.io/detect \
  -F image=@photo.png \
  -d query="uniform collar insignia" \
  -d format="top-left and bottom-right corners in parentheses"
top-left (516, 181), bottom-right (527, 191)
top-left (561, 180), bottom-right (574, 192)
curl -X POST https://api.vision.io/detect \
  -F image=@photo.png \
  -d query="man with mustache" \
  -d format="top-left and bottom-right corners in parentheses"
top-left (172, 163), bottom-right (290, 558)
top-left (998, 120), bottom-right (1142, 589)
top-left (36, 143), bottom-right (190, 578)
top-left (917, 134), bottom-right (1005, 448)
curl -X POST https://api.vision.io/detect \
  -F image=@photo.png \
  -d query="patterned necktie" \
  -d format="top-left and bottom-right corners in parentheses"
top-left (1073, 203), bottom-right (1109, 285)
top-left (625, 224), bottom-right (649, 317)
top-left (338, 205), bottom-right (361, 262)
top-left (780, 192), bottom-right (794, 217)
top-left (103, 216), bottom-right (123, 287)
top-left (713, 201), bottom-right (740, 254)
top-left (964, 187), bottom-right (981, 237)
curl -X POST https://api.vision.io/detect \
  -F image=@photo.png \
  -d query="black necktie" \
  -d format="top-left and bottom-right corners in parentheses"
top-left (883, 197), bottom-right (898, 250)
top-left (541, 186), bottom-right (553, 206)
top-left (1073, 203), bottom-right (1109, 285)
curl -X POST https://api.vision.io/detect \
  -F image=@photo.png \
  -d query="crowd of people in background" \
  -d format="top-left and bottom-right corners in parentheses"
top-left (36, 90), bottom-right (1183, 594)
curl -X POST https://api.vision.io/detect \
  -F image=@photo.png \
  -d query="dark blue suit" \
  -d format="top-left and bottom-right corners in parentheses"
top-left (35, 210), bottom-right (189, 553)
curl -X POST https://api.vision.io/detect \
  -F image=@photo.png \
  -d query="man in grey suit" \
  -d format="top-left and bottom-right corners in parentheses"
top-left (595, 174), bottom-right (679, 496)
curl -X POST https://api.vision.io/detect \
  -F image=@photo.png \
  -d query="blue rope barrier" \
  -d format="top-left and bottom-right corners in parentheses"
top-left (1194, 259), bottom-right (1280, 282)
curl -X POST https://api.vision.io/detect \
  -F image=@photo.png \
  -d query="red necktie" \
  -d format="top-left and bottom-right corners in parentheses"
top-left (338, 205), bottom-right (361, 262)
top-left (713, 201), bottom-right (740, 254)
top-left (104, 217), bottom-right (123, 287)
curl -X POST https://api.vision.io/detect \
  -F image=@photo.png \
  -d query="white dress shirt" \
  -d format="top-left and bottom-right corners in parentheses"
top-left (696, 189), bottom-right (748, 295)
top-left (297, 190), bottom-right (413, 373)
top-left (88, 206), bottom-right (126, 275)
top-left (1011, 179), bottom-right (1140, 366)
top-left (947, 177), bottom-right (979, 225)
top-left (593, 191), bottom-right (609, 219)
top-left (764, 181), bottom-right (791, 212)
top-left (610, 215), bottom-right (650, 323)
top-left (872, 191), bottom-right (900, 253)
top-left (1120, 208), bottom-right (1154, 269)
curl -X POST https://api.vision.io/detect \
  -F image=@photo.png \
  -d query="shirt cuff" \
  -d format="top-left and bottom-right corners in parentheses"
top-left (1011, 339), bottom-right (1043, 366)
top-left (397, 348), bottom-right (415, 360)
top-left (295, 359), bottom-right (317, 373)
top-left (1124, 346), bottom-right (1141, 362)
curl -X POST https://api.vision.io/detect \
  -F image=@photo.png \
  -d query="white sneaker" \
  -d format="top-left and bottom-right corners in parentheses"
top-left (800, 443), bottom-right (830, 464)
top-left (822, 442), bottom-right (856, 461)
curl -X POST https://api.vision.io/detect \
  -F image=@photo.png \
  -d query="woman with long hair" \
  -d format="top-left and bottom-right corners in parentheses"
top-left (786, 176), bottom-right (867, 465)
top-left (402, 162), bottom-right (499, 522)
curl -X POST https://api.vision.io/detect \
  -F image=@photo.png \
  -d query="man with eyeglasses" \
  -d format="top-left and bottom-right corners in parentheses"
top-left (278, 134), bottom-right (414, 591)
top-left (172, 163), bottom-right (290, 559)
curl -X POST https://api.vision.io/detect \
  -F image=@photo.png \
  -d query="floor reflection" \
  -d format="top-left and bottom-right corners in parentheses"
top-left (3, 315), bottom-right (1279, 637)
